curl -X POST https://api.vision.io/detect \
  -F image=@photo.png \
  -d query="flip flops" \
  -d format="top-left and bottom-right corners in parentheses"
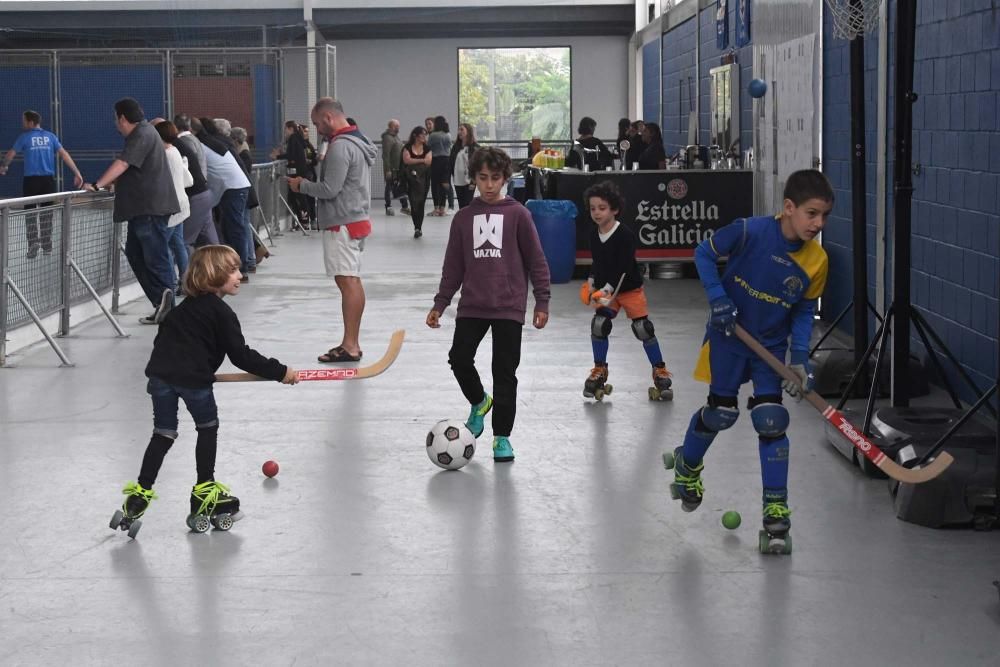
top-left (317, 346), bottom-right (363, 363)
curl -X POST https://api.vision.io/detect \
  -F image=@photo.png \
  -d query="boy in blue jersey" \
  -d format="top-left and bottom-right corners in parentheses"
top-left (666, 169), bottom-right (832, 548)
top-left (1, 110), bottom-right (83, 258)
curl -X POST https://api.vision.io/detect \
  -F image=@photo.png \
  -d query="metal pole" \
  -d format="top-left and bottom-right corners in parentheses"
top-left (890, 0), bottom-right (918, 407)
top-left (111, 221), bottom-right (122, 313)
top-left (58, 196), bottom-right (72, 336)
top-left (849, 1), bottom-right (870, 384)
top-left (0, 206), bottom-right (9, 365)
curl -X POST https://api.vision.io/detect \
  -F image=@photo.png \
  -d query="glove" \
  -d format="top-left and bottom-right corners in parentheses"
top-left (782, 350), bottom-right (814, 401)
top-left (579, 280), bottom-right (594, 306)
top-left (709, 297), bottom-right (738, 336)
top-left (591, 283), bottom-right (615, 307)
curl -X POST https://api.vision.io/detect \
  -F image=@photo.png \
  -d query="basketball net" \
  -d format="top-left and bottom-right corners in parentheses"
top-left (825, 0), bottom-right (883, 40)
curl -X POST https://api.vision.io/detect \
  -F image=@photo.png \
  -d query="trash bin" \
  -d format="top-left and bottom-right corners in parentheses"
top-left (526, 199), bottom-right (577, 284)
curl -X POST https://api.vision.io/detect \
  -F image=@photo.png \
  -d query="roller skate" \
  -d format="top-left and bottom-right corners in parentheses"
top-left (648, 363), bottom-right (673, 401)
top-left (187, 480), bottom-right (243, 533)
top-left (466, 393), bottom-right (493, 438)
top-left (661, 446), bottom-right (704, 512)
top-left (109, 481), bottom-right (157, 539)
top-left (759, 500), bottom-right (792, 555)
top-left (492, 436), bottom-right (515, 463)
top-left (583, 363), bottom-right (612, 401)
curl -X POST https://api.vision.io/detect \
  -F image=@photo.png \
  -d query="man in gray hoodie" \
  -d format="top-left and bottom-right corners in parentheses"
top-left (289, 97), bottom-right (377, 363)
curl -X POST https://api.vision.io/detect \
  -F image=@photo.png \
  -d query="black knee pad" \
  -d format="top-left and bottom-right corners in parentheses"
top-left (631, 317), bottom-right (656, 342)
top-left (591, 313), bottom-right (612, 339)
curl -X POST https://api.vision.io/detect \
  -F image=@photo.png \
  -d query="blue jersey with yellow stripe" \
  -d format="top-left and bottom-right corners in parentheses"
top-left (696, 215), bottom-right (828, 358)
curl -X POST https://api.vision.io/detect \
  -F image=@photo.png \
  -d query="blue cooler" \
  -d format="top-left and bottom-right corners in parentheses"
top-left (526, 199), bottom-right (577, 284)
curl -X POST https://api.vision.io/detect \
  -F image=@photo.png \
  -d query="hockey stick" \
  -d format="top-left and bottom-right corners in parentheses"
top-left (594, 273), bottom-right (627, 307)
top-left (734, 325), bottom-right (953, 484)
top-left (215, 330), bottom-right (405, 382)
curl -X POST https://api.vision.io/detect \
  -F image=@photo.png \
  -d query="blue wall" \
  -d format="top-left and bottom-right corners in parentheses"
top-left (0, 66), bottom-right (53, 198)
top-left (697, 2), bottom-right (753, 156)
top-left (661, 16), bottom-right (697, 155)
top-left (642, 39), bottom-right (661, 124)
top-left (824, 0), bottom-right (1000, 400)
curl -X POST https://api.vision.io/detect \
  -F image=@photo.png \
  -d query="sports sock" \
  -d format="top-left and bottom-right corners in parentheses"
top-left (195, 425), bottom-right (219, 484)
top-left (138, 433), bottom-right (175, 490)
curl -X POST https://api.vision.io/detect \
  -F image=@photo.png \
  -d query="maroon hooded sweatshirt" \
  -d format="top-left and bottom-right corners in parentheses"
top-left (432, 196), bottom-right (551, 324)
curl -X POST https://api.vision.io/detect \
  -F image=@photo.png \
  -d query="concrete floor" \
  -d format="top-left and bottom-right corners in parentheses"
top-left (1, 209), bottom-right (998, 666)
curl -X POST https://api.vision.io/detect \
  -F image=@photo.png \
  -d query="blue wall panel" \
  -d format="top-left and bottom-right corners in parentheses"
top-left (661, 17), bottom-right (697, 156)
top-left (0, 66), bottom-right (53, 198)
top-left (641, 40), bottom-right (661, 125)
top-left (58, 65), bottom-right (165, 151)
top-left (253, 63), bottom-right (278, 162)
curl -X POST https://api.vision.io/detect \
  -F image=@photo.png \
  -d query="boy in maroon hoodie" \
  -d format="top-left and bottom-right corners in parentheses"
top-left (426, 147), bottom-right (551, 462)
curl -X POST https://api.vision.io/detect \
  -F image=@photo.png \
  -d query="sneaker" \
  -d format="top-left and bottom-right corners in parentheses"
top-left (446, 208), bottom-right (455, 215)
top-left (154, 289), bottom-right (174, 324)
top-left (414, 229), bottom-right (422, 238)
top-left (240, 274), bottom-right (249, 283)
top-left (400, 207), bottom-right (412, 215)
top-left (26, 244), bottom-right (39, 259)
top-left (465, 393), bottom-right (493, 438)
top-left (386, 206), bottom-right (396, 216)
top-left (139, 313), bottom-right (158, 325)
top-left (255, 245), bottom-right (270, 263)
top-left (492, 436), bottom-right (515, 462)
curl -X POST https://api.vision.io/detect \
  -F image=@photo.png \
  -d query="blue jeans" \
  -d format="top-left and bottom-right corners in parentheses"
top-left (125, 215), bottom-right (175, 308)
top-left (218, 187), bottom-right (250, 273)
top-left (168, 224), bottom-right (188, 287)
top-left (244, 206), bottom-right (257, 270)
top-left (147, 376), bottom-right (219, 439)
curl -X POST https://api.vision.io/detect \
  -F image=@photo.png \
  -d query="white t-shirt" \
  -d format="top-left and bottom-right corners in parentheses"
top-left (203, 147), bottom-right (250, 207)
top-left (164, 144), bottom-right (193, 227)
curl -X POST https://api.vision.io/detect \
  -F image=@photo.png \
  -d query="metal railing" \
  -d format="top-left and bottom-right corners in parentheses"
top-left (1, 160), bottom-right (292, 367)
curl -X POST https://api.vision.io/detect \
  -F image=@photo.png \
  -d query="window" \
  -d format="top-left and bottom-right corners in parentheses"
top-left (458, 47), bottom-right (570, 142)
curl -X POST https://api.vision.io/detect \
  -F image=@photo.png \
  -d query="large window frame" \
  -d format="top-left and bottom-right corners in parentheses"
top-left (456, 46), bottom-right (573, 143)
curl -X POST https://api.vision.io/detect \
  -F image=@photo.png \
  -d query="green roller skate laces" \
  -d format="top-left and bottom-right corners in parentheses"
top-left (122, 481), bottom-right (157, 501)
top-left (763, 502), bottom-right (791, 519)
top-left (191, 480), bottom-right (231, 516)
top-left (675, 458), bottom-right (704, 497)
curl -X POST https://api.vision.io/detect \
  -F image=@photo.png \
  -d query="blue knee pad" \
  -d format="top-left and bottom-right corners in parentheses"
top-left (699, 394), bottom-right (739, 432)
top-left (750, 397), bottom-right (789, 439)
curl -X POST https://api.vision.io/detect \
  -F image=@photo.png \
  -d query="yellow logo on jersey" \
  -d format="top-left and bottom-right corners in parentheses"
top-left (732, 274), bottom-right (792, 309)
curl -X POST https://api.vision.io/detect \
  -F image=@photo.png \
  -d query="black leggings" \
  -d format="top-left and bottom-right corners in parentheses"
top-left (448, 318), bottom-right (523, 437)
top-left (408, 180), bottom-right (429, 230)
top-left (430, 156), bottom-right (451, 209)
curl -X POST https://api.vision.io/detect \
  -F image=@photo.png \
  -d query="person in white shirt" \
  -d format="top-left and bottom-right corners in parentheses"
top-left (154, 120), bottom-right (194, 288)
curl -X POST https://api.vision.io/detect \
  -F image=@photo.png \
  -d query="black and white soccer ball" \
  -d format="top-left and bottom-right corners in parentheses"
top-left (426, 419), bottom-right (476, 470)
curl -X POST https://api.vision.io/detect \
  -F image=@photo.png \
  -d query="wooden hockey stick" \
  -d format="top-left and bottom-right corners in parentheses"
top-left (215, 330), bottom-right (405, 383)
top-left (734, 325), bottom-right (953, 484)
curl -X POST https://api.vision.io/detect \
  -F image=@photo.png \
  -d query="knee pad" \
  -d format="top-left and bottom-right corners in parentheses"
top-left (631, 317), bottom-right (656, 342)
top-left (750, 396), bottom-right (789, 440)
top-left (699, 393), bottom-right (739, 432)
top-left (591, 314), bottom-right (612, 339)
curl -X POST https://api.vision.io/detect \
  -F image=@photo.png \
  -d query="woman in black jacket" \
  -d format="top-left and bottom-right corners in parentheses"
top-left (637, 122), bottom-right (666, 171)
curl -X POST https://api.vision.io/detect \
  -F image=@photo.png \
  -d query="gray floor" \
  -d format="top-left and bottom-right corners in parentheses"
top-left (1, 210), bottom-right (998, 666)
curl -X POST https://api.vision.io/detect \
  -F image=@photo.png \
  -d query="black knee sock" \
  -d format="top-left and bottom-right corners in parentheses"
top-left (195, 425), bottom-right (219, 484)
top-left (138, 433), bottom-right (175, 489)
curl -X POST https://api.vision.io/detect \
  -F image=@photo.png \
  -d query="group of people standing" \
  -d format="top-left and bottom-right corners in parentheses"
top-left (380, 115), bottom-right (480, 238)
top-left (74, 98), bottom-right (267, 324)
top-left (560, 116), bottom-right (666, 172)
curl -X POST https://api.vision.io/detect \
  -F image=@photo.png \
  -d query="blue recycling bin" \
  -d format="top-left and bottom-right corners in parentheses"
top-left (526, 199), bottom-right (577, 284)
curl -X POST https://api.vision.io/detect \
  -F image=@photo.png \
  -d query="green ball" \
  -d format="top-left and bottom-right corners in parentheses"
top-left (722, 510), bottom-right (742, 530)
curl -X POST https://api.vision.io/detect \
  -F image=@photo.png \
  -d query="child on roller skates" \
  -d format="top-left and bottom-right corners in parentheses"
top-left (426, 146), bottom-right (551, 462)
top-left (109, 245), bottom-right (299, 538)
top-left (665, 169), bottom-right (832, 554)
top-left (580, 181), bottom-right (673, 401)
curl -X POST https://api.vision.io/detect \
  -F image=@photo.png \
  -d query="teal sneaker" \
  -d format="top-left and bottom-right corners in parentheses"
top-left (492, 436), bottom-right (515, 462)
top-left (465, 393), bottom-right (493, 437)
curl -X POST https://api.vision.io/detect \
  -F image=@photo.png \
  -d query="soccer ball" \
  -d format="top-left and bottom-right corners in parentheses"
top-left (426, 419), bottom-right (476, 470)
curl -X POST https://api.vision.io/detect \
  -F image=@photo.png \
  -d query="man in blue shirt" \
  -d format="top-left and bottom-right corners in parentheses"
top-left (1, 110), bottom-right (83, 258)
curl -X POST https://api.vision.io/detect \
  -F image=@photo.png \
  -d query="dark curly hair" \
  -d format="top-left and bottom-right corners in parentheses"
top-left (469, 146), bottom-right (513, 180)
top-left (583, 180), bottom-right (624, 212)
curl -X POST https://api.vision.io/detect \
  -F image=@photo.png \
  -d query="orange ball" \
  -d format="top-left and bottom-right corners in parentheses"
top-left (262, 460), bottom-right (279, 478)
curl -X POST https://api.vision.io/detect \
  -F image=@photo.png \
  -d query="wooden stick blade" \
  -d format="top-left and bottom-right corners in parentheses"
top-left (734, 324), bottom-right (953, 484)
top-left (215, 329), bottom-right (406, 383)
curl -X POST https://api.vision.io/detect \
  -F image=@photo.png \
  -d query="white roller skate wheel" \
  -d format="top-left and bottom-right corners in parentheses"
top-left (127, 519), bottom-right (142, 539)
top-left (189, 515), bottom-right (211, 533)
top-left (212, 514), bottom-right (234, 531)
top-left (110, 509), bottom-right (124, 530)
